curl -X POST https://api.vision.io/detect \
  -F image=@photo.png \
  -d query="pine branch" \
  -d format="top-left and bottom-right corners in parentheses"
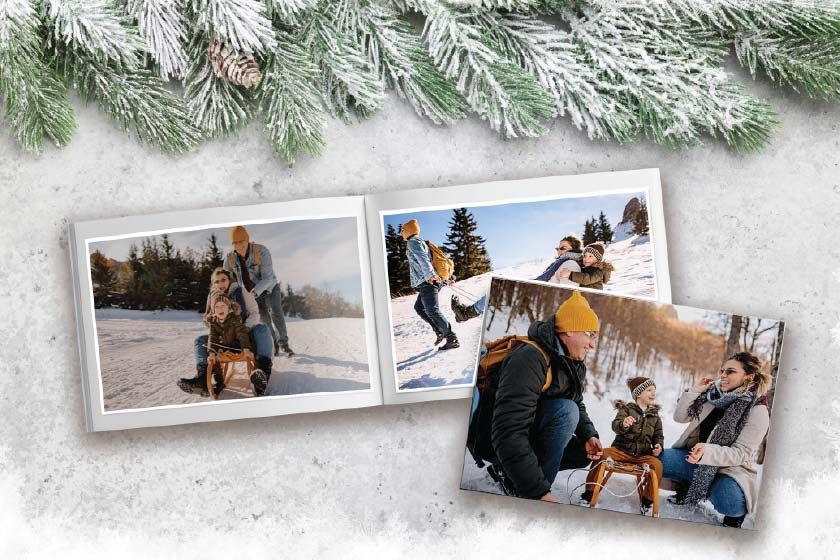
top-left (337, 0), bottom-right (466, 125)
top-left (418, 1), bottom-right (555, 137)
top-left (0, 0), bottom-right (75, 151)
top-left (67, 52), bottom-right (201, 152)
top-left (44, 0), bottom-right (145, 66)
top-left (257, 32), bottom-right (326, 163)
top-left (735, 32), bottom-right (840, 100)
top-left (445, 0), bottom-right (544, 11)
top-left (297, 2), bottom-right (385, 120)
top-left (129, 0), bottom-right (189, 79)
top-left (264, 0), bottom-right (316, 25)
top-left (183, 31), bottom-right (254, 136)
top-left (188, 0), bottom-right (276, 53)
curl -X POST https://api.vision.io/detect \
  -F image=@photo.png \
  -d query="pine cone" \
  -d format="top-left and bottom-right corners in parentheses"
top-left (207, 38), bottom-right (263, 89)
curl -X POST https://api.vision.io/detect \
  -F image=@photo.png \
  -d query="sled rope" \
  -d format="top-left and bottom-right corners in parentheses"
top-left (444, 281), bottom-right (482, 301)
top-left (563, 460), bottom-right (650, 505)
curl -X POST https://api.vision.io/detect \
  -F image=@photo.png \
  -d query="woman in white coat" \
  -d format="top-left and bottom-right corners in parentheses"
top-left (659, 351), bottom-right (772, 528)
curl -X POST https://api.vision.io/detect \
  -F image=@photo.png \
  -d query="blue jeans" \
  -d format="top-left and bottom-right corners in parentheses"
top-left (474, 295), bottom-right (486, 313)
top-left (660, 447), bottom-right (747, 517)
top-left (256, 283), bottom-right (289, 348)
top-left (534, 398), bottom-right (581, 484)
top-left (193, 324), bottom-right (274, 364)
top-left (414, 281), bottom-right (451, 337)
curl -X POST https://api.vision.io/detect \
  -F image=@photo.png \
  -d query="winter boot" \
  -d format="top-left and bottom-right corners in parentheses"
top-left (434, 333), bottom-right (446, 346)
top-left (451, 296), bottom-right (480, 323)
top-left (211, 362), bottom-right (225, 397)
top-left (578, 490), bottom-right (593, 506)
top-left (250, 356), bottom-right (272, 397)
top-left (439, 332), bottom-right (460, 351)
top-left (486, 464), bottom-right (516, 497)
top-left (722, 514), bottom-right (746, 528)
top-left (667, 481), bottom-right (689, 505)
top-left (281, 343), bottom-right (295, 357)
top-left (177, 364), bottom-right (210, 397)
top-left (640, 497), bottom-right (653, 516)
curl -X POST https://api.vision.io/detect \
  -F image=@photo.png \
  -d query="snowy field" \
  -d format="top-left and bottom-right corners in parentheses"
top-left (459, 308), bottom-right (763, 529)
top-left (390, 233), bottom-right (655, 390)
top-left (94, 309), bottom-right (372, 411)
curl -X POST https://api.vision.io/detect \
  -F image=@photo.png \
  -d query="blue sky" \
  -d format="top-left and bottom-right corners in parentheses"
top-left (383, 192), bottom-right (642, 269)
top-left (90, 217), bottom-right (364, 303)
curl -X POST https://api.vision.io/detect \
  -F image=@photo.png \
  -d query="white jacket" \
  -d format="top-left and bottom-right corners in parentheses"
top-left (549, 259), bottom-right (581, 286)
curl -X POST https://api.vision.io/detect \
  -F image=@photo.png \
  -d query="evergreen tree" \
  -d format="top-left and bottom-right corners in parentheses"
top-left (385, 223), bottom-right (411, 296)
top-left (582, 217), bottom-right (597, 246)
top-left (595, 211), bottom-right (613, 244)
top-left (283, 283), bottom-right (307, 318)
top-left (90, 250), bottom-right (116, 308)
top-left (442, 208), bottom-right (491, 280)
top-left (124, 243), bottom-right (144, 309)
top-left (633, 201), bottom-right (650, 236)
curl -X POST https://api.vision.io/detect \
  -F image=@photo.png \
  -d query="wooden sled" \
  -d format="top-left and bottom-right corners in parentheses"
top-left (588, 458), bottom-right (660, 517)
top-left (207, 350), bottom-right (255, 400)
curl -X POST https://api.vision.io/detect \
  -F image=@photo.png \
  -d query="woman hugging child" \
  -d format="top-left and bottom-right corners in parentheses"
top-left (581, 376), bottom-right (664, 515)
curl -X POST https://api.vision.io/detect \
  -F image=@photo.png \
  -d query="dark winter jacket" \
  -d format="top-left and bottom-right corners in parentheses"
top-left (208, 312), bottom-right (253, 354)
top-left (489, 315), bottom-right (599, 499)
top-left (610, 400), bottom-right (664, 457)
top-left (569, 261), bottom-right (614, 290)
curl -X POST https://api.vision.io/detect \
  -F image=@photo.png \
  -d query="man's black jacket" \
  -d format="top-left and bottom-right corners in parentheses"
top-left (489, 315), bottom-right (598, 499)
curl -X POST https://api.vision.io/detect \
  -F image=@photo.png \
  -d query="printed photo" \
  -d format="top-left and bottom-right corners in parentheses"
top-left (88, 217), bottom-right (372, 412)
top-left (461, 278), bottom-right (784, 529)
top-left (382, 191), bottom-right (659, 391)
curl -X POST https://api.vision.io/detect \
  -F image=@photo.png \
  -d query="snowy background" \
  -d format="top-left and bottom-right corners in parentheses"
top-left (390, 207), bottom-right (654, 390)
top-left (459, 290), bottom-right (781, 529)
top-left (1, 74), bottom-right (839, 558)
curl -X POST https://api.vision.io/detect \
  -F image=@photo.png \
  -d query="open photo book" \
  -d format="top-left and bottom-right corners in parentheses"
top-left (69, 169), bottom-right (671, 431)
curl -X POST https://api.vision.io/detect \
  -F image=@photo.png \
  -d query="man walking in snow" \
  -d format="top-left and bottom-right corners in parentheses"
top-left (477, 291), bottom-right (604, 501)
top-left (224, 226), bottom-right (294, 356)
top-left (401, 219), bottom-right (459, 350)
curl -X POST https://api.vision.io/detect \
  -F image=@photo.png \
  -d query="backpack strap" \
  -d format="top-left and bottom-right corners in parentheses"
top-left (252, 242), bottom-right (261, 266)
top-left (227, 252), bottom-right (234, 271)
top-left (516, 337), bottom-right (553, 393)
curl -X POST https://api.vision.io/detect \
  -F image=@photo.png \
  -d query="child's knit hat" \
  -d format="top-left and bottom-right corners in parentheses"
top-left (210, 290), bottom-right (232, 311)
top-left (583, 242), bottom-right (605, 262)
top-left (627, 376), bottom-right (655, 399)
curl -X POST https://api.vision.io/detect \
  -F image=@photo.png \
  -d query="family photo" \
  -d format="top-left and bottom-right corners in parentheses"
top-left (461, 279), bottom-right (784, 529)
top-left (88, 217), bottom-right (372, 411)
top-left (381, 192), bottom-right (658, 391)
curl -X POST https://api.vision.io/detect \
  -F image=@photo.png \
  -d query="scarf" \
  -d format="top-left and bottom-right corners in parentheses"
top-left (683, 383), bottom-right (761, 507)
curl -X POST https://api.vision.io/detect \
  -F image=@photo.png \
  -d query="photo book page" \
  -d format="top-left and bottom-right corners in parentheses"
top-left (461, 277), bottom-right (785, 530)
top-left (69, 169), bottom-right (670, 431)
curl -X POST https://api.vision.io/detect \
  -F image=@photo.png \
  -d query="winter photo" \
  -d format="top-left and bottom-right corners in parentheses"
top-left (462, 278), bottom-right (784, 529)
top-left (381, 191), bottom-right (659, 391)
top-left (88, 217), bottom-right (373, 412)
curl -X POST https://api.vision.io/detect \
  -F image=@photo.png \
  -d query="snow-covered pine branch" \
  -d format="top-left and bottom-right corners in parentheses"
top-left (336, 0), bottom-right (466, 125)
top-left (0, 0), bottom-right (75, 151)
top-left (258, 32), bottom-right (326, 163)
top-left (419, 1), bottom-right (555, 137)
top-left (188, 0), bottom-right (276, 53)
top-left (129, 0), bottom-right (189, 79)
top-left (264, 0), bottom-right (317, 25)
top-left (45, 0), bottom-right (145, 66)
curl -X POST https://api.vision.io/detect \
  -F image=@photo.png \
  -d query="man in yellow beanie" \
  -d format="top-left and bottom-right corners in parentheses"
top-left (224, 225), bottom-right (294, 356)
top-left (480, 290), bottom-right (603, 501)
top-left (400, 219), bottom-right (459, 350)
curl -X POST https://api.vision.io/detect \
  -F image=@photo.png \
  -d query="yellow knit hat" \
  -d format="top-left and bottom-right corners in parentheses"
top-left (401, 219), bottom-right (420, 237)
top-left (230, 225), bottom-right (249, 244)
top-left (554, 291), bottom-right (599, 333)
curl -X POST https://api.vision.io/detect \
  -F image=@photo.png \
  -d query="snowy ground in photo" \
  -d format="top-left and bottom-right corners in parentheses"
top-left (390, 233), bottom-right (655, 390)
top-left (459, 306), bottom-right (762, 529)
top-left (94, 309), bottom-right (371, 411)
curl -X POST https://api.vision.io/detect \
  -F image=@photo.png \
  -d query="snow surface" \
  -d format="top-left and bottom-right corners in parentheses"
top-left (390, 234), bottom-right (655, 390)
top-left (459, 307), bottom-right (762, 529)
top-left (94, 310), bottom-right (372, 411)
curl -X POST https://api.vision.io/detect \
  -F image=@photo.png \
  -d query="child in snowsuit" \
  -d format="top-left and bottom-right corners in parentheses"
top-left (205, 290), bottom-right (266, 397)
top-left (557, 242), bottom-right (614, 290)
top-left (581, 376), bottom-right (664, 514)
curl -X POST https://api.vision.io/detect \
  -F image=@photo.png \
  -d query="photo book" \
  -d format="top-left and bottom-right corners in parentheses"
top-left (68, 168), bottom-right (671, 431)
top-left (461, 277), bottom-right (785, 529)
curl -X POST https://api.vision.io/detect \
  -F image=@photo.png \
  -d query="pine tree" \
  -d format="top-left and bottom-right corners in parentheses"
top-left (442, 208), bottom-right (491, 280)
top-left (595, 211), bottom-right (613, 244)
top-left (90, 250), bottom-right (117, 308)
top-left (582, 217), bottom-right (597, 245)
top-left (633, 200), bottom-right (650, 236)
top-left (385, 223), bottom-right (412, 296)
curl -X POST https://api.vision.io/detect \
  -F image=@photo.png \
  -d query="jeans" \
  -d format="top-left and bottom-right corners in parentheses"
top-left (256, 283), bottom-right (289, 348)
top-left (474, 295), bottom-right (486, 313)
top-left (413, 281), bottom-right (451, 337)
top-left (534, 398), bottom-right (584, 485)
top-left (660, 447), bottom-right (747, 517)
top-left (193, 324), bottom-right (274, 365)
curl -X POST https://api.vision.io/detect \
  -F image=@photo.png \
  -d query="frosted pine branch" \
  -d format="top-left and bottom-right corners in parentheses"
top-left (188, 0), bottom-right (276, 53)
top-left (45, 0), bottom-right (145, 66)
top-left (264, 0), bottom-right (316, 24)
top-left (130, 0), bottom-right (189, 79)
top-left (258, 32), bottom-right (326, 163)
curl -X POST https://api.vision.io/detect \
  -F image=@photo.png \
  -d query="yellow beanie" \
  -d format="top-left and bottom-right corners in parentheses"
top-left (230, 225), bottom-right (249, 244)
top-left (401, 219), bottom-right (420, 237)
top-left (554, 291), bottom-right (599, 333)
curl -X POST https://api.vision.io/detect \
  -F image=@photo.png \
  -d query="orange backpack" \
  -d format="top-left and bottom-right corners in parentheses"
top-left (425, 240), bottom-right (454, 280)
top-left (476, 335), bottom-right (553, 392)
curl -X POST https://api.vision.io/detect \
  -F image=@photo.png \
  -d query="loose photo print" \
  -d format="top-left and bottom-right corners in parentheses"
top-left (87, 217), bottom-right (373, 412)
top-left (461, 278), bottom-right (785, 530)
top-left (382, 191), bottom-right (659, 391)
